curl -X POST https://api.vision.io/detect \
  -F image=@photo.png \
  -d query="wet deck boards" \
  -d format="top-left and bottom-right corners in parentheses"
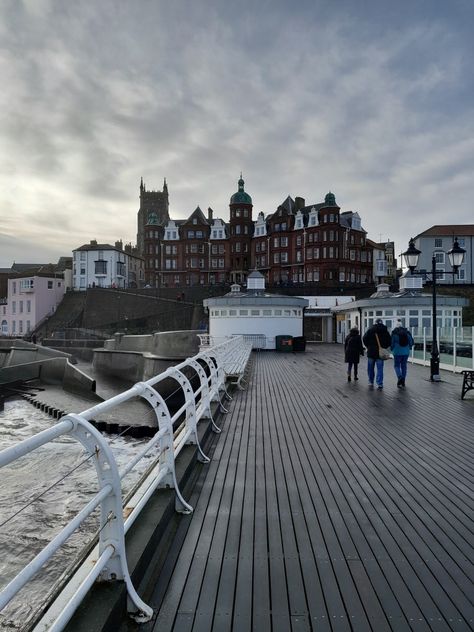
top-left (145, 345), bottom-right (474, 631)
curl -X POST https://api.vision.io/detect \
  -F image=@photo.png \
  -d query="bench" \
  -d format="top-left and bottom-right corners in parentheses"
top-left (222, 339), bottom-right (254, 389)
top-left (461, 370), bottom-right (474, 399)
top-left (198, 335), bottom-right (253, 391)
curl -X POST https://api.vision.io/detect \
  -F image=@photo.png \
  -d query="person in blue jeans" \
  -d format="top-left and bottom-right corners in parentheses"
top-left (391, 319), bottom-right (414, 387)
top-left (362, 319), bottom-right (391, 389)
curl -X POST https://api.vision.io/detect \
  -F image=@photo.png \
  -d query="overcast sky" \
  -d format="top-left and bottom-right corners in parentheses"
top-left (1, 0), bottom-right (473, 267)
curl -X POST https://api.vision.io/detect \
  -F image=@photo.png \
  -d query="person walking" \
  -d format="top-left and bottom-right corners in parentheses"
top-left (344, 326), bottom-right (364, 382)
top-left (362, 318), bottom-right (391, 389)
top-left (391, 319), bottom-right (414, 388)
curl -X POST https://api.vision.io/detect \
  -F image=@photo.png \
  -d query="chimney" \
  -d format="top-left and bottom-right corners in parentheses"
top-left (90, 239), bottom-right (97, 246)
top-left (208, 207), bottom-right (213, 222)
top-left (115, 239), bottom-right (123, 250)
top-left (295, 197), bottom-right (305, 210)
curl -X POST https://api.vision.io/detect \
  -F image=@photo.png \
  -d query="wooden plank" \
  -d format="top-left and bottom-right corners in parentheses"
top-left (145, 345), bottom-right (474, 632)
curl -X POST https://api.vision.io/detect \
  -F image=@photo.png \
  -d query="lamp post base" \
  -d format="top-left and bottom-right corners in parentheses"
top-left (430, 356), bottom-right (440, 382)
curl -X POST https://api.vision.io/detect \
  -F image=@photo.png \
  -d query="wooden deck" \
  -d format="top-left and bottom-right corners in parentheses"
top-left (141, 345), bottom-right (474, 632)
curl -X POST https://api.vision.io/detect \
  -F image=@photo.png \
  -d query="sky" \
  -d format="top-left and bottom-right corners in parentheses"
top-left (0, 0), bottom-right (473, 268)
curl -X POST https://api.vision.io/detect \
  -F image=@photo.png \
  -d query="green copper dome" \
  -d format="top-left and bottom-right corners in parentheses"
top-left (146, 211), bottom-right (159, 225)
top-left (230, 175), bottom-right (252, 205)
top-left (324, 191), bottom-right (337, 206)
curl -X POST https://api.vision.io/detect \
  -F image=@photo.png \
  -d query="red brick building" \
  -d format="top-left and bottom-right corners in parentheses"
top-left (140, 178), bottom-right (374, 289)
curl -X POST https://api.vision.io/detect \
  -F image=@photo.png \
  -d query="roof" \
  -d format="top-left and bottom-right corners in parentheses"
top-left (182, 207), bottom-right (209, 226)
top-left (331, 290), bottom-right (468, 312)
top-left (366, 238), bottom-right (385, 249)
top-left (230, 176), bottom-right (252, 205)
top-left (415, 225), bottom-right (474, 238)
top-left (74, 243), bottom-right (123, 252)
top-left (204, 293), bottom-right (309, 308)
top-left (11, 263), bottom-right (46, 272)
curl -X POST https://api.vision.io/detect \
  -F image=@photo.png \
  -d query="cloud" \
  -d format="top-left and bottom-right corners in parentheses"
top-left (0, 0), bottom-right (473, 266)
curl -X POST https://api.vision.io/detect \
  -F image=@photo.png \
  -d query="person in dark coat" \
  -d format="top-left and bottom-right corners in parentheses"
top-left (344, 326), bottom-right (364, 382)
top-left (362, 318), bottom-right (391, 389)
top-left (391, 319), bottom-right (414, 388)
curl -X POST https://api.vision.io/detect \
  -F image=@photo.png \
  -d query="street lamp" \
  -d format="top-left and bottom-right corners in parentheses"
top-left (402, 237), bottom-right (466, 381)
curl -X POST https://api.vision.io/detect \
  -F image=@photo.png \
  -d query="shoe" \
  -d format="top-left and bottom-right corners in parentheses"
top-left (401, 378), bottom-right (406, 388)
top-left (377, 385), bottom-right (383, 390)
top-left (397, 377), bottom-right (403, 388)
top-left (368, 383), bottom-right (374, 388)
top-left (354, 376), bottom-right (359, 381)
top-left (347, 375), bottom-right (351, 382)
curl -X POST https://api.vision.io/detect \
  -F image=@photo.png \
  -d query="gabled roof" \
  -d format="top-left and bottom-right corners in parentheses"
top-left (11, 263), bottom-right (46, 272)
top-left (415, 225), bottom-right (474, 238)
top-left (74, 243), bottom-right (119, 252)
top-left (182, 206), bottom-right (210, 226)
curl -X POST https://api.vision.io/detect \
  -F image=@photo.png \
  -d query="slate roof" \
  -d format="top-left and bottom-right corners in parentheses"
top-left (415, 225), bottom-right (474, 238)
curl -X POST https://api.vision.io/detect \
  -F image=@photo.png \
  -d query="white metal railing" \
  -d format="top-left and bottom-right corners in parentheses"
top-left (0, 336), bottom-right (244, 631)
top-left (409, 326), bottom-right (474, 372)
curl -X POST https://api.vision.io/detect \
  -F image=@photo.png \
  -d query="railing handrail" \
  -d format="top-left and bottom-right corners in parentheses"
top-left (0, 336), bottom-right (243, 630)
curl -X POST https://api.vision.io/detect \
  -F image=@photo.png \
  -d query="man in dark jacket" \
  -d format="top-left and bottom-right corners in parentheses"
top-left (362, 318), bottom-right (391, 389)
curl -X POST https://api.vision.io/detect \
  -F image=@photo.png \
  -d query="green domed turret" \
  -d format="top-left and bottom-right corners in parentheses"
top-left (230, 175), bottom-right (252, 205)
top-left (146, 211), bottom-right (159, 225)
top-left (324, 192), bottom-right (337, 206)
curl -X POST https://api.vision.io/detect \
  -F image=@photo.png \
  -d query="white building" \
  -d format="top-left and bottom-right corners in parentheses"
top-left (73, 241), bottom-right (144, 290)
top-left (331, 280), bottom-right (468, 343)
top-left (203, 271), bottom-right (308, 349)
top-left (1, 273), bottom-right (66, 337)
top-left (411, 225), bottom-right (473, 284)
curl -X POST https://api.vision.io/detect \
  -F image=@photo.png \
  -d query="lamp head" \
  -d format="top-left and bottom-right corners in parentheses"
top-left (402, 238), bottom-right (421, 273)
top-left (447, 238), bottom-right (466, 272)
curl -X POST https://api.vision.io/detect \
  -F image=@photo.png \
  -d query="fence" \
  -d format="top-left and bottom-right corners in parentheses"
top-left (0, 336), bottom-right (243, 631)
top-left (410, 326), bottom-right (474, 371)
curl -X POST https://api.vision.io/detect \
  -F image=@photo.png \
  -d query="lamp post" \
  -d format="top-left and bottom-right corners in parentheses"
top-left (402, 237), bottom-right (466, 381)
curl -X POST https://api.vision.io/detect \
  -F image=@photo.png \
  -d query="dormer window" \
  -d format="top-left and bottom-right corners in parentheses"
top-left (193, 218), bottom-right (197, 224)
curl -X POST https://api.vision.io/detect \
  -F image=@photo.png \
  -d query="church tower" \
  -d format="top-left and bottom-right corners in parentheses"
top-left (136, 178), bottom-right (170, 256)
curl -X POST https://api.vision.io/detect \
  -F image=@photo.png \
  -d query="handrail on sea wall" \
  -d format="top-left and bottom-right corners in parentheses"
top-left (0, 336), bottom-right (243, 630)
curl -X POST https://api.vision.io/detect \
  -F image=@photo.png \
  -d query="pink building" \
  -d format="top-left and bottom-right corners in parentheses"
top-left (1, 274), bottom-right (65, 337)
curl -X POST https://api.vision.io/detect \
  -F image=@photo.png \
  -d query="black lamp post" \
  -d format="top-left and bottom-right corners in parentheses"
top-left (402, 237), bottom-right (466, 381)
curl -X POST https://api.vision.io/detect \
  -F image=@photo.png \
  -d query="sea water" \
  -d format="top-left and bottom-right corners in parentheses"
top-left (0, 399), bottom-right (155, 630)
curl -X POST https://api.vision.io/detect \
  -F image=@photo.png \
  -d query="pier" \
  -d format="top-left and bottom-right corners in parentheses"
top-left (66, 344), bottom-right (474, 632)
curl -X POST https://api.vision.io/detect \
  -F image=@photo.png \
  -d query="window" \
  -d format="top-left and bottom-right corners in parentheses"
top-left (27, 300), bottom-right (31, 313)
top-left (434, 252), bottom-right (445, 264)
top-left (281, 252), bottom-right (288, 263)
top-left (196, 230), bottom-right (203, 239)
top-left (95, 260), bottom-right (107, 275)
top-left (19, 300), bottom-right (23, 313)
top-left (47, 280), bottom-right (53, 289)
top-left (281, 236), bottom-right (288, 247)
top-left (236, 225), bottom-right (241, 234)
top-left (187, 231), bottom-right (195, 239)
top-left (274, 237), bottom-right (279, 248)
top-left (296, 251), bottom-right (302, 262)
top-left (12, 282), bottom-right (16, 293)
top-left (273, 253), bottom-right (280, 263)
top-left (296, 235), bottom-right (302, 246)
top-left (434, 238), bottom-right (442, 248)
top-left (12, 301), bottom-right (16, 314)
top-left (117, 262), bottom-right (125, 276)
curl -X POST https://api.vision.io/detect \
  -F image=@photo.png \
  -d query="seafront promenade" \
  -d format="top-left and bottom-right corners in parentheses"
top-left (100, 343), bottom-right (473, 632)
